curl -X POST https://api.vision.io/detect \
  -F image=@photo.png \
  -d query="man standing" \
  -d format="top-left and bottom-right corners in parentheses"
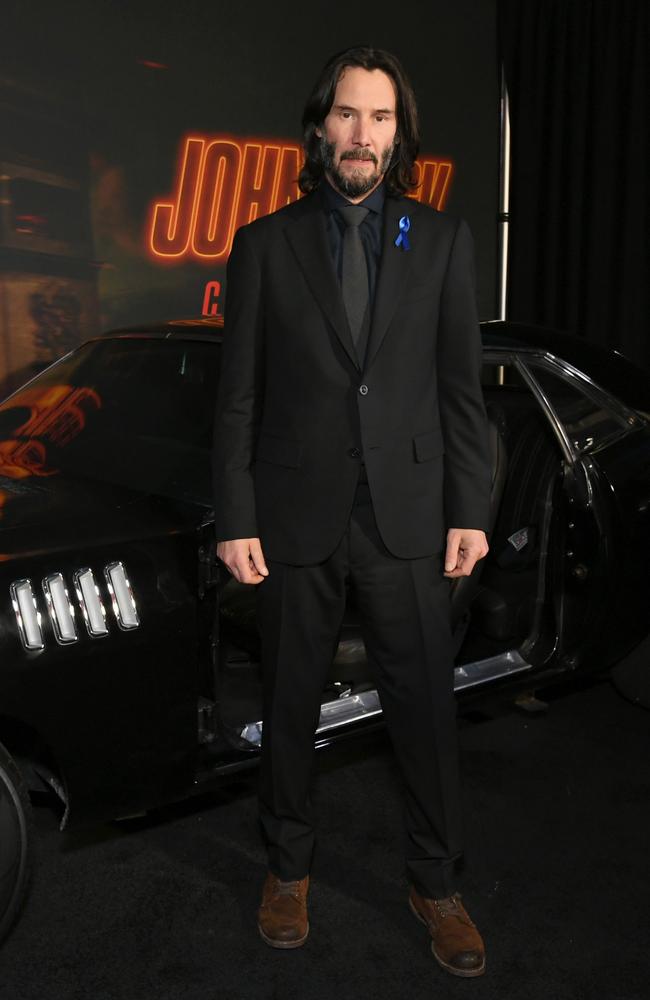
top-left (214, 46), bottom-right (491, 978)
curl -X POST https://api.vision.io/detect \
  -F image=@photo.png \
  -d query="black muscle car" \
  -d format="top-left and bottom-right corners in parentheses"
top-left (1, 319), bottom-right (649, 942)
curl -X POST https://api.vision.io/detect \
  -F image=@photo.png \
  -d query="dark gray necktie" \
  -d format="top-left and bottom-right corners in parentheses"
top-left (339, 205), bottom-right (370, 352)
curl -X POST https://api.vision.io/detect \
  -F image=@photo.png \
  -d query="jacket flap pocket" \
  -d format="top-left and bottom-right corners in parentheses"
top-left (413, 428), bottom-right (445, 462)
top-left (256, 433), bottom-right (303, 469)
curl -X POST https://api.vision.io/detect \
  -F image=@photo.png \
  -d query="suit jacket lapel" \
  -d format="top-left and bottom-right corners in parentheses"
top-left (365, 196), bottom-right (414, 371)
top-left (284, 196), bottom-right (360, 371)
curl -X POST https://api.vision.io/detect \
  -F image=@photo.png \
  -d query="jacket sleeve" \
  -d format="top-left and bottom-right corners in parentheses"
top-left (436, 218), bottom-right (492, 531)
top-left (212, 224), bottom-right (265, 541)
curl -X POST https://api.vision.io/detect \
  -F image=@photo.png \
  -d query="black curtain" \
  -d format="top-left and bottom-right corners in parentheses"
top-left (498, 0), bottom-right (650, 371)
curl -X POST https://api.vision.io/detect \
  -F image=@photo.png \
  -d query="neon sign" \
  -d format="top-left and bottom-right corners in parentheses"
top-left (148, 134), bottom-right (454, 263)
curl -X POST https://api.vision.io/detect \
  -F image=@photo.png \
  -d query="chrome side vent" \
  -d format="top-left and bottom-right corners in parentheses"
top-left (73, 568), bottom-right (109, 637)
top-left (104, 561), bottom-right (139, 630)
top-left (42, 573), bottom-right (78, 644)
top-left (10, 579), bottom-right (45, 650)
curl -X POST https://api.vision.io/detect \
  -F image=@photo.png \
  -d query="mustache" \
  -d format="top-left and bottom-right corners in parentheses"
top-left (340, 149), bottom-right (378, 165)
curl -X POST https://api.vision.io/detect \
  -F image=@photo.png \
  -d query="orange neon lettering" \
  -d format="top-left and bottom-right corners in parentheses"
top-left (408, 159), bottom-right (454, 211)
top-left (192, 140), bottom-right (242, 259)
top-left (270, 145), bottom-right (302, 212)
top-left (202, 280), bottom-right (221, 316)
top-left (149, 137), bottom-right (205, 257)
top-left (232, 144), bottom-right (281, 231)
top-left (148, 136), bottom-right (453, 262)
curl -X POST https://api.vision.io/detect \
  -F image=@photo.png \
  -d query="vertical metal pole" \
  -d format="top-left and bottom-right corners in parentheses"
top-left (497, 63), bottom-right (511, 321)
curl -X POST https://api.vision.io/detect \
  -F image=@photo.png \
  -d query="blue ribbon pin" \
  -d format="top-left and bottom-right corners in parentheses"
top-left (394, 214), bottom-right (411, 251)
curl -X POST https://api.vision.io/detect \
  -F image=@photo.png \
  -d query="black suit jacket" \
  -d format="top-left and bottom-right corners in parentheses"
top-left (213, 189), bottom-right (491, 564)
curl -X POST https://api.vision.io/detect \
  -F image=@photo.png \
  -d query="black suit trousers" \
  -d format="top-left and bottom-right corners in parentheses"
top-left (256, 480), bottom-right (463, 900)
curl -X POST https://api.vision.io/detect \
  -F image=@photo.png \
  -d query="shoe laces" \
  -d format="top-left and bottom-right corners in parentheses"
top-left (273, 879), bottom-right (303, 900)
top-left (433, 893), bottom-right (470, 922)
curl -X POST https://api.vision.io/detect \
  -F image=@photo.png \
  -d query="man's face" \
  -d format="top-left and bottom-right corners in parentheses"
top-left (316, 66), bottom-right (398, 202)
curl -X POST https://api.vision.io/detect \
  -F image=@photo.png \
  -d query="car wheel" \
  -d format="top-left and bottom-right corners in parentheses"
top-left (0, 741), bottom-right (32, 944)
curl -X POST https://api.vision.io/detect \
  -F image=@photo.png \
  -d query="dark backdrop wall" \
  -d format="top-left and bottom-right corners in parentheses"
top-left (499, 0), bottom-right (650, 371)
top-left (0, 0), bottom-right (499, 393)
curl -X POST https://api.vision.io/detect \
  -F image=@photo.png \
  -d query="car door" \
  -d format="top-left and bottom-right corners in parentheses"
top-left (516, 352), bottom-right (634, 670)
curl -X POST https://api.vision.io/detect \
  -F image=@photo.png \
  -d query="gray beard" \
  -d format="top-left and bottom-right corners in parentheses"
top-left (319, 138), bottom-right (394, 198)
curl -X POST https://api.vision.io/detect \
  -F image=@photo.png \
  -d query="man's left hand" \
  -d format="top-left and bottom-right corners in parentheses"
top-left (444, 528), bottom-right (489, 578)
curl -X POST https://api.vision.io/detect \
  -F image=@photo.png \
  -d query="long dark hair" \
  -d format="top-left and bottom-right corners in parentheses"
top-left (299, 45), bottom-right (420, 196)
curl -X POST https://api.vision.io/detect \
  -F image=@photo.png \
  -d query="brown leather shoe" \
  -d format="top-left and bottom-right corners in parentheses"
top-left (409, 887), bottom-right (486, 977)
top-left (257, 872), bottom-right (309, 949)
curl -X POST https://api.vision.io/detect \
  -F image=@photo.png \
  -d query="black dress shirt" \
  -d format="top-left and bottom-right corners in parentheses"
top-left (320, 179), bottom-right (386, 307)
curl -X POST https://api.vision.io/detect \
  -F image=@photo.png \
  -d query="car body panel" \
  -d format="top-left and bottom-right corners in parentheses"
top-left (0, 493), bottom-right (203, 824)
top-left (0, 319), bottom-right (647, 828)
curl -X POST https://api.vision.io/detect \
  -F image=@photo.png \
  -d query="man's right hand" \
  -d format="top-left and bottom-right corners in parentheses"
top-left (216, 538), bottom-right (269, 585)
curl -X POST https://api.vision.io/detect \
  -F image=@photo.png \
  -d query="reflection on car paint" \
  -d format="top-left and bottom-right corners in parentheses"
top-left (0, 384), bottom-right (102, 516)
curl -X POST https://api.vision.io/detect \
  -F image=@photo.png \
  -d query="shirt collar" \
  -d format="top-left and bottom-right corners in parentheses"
top-left (320, 177), bottom-right (386, 216)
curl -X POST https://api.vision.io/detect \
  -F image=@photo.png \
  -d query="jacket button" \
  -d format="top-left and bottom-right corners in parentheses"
top-left (359, 384), bottom-right (369, 395)
top-left (349, 447), bottom-right (361, 458)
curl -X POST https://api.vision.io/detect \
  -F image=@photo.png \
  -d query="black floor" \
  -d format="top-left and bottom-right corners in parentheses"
top-left (1, 677), bottom-right (648, 1000)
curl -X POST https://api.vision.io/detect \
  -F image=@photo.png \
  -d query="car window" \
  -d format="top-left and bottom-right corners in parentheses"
top-left (526, 360), bottom-right (632, 454)
top-left (0, 338), bottom-right (220, 504)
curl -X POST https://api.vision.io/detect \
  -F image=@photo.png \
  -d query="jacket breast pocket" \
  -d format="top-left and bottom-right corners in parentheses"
top-left (413, 428), bottom-right (445, 463)
top-left (255, 433), bottom-right (303, 469)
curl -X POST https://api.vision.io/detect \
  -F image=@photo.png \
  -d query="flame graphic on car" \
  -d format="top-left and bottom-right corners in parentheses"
top-left (0, 385), bottom-right (101, 515)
